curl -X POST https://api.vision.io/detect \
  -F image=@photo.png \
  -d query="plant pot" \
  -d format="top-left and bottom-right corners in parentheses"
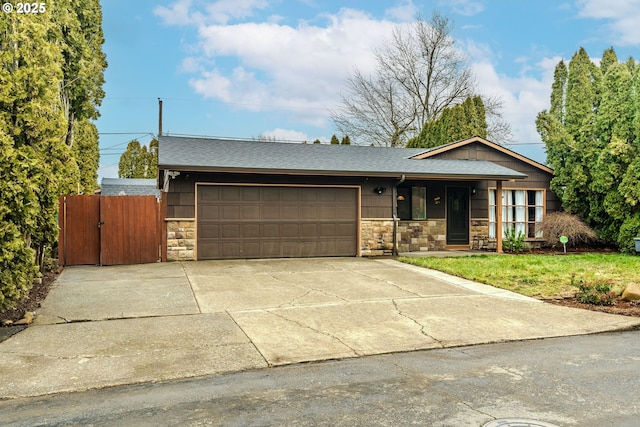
top-left (635, 238), bottom-right (640, 253)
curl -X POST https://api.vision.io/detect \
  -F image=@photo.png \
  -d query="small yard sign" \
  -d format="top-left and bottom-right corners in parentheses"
top-left (559, 235), bottom-right (568, 253)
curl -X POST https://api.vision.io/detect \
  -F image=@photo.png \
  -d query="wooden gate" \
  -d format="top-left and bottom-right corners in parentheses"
top-left (59, 195), bottom-right (164, 266)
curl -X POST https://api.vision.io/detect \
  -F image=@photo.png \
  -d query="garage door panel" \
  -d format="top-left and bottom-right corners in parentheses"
top-left (280, 241), bottom-right (300, 257)
top-left (318, 223), bottom-right (336, 236)
top-left (221, 224), bottom-right (240, 239)
top-left (200, 187), bottom-right (219, 201)
top-left (198, 185), bottom-right (358, 259)
top-left (222, 205), bottom-right (240, 219)
top-left (281, 188), bottom-right (299, 202)
top-left (220, 242), bottom-right (241, 258)
top-left (281, 206), bottom-right (299, 220)
top-left (242, 205), bottom-right (260, 219)
top-left (337, 223), bottom-right (357, 237)
top-left (336, 239), bottom-right (355, 255)
top-left (262, 205), bottom-right (280, 219)
top-left (242, 187), bottom-right (260, 201)
top-left (198, 243), bottom-right (219, 258)
top-left (262, 223), bottom-right (280, 237)
top-left (221, 187), bottom-right (242, 201)
top-left (200, 224), bottom-right (220, 238)
top-left (299, 206), bottom-right (317, 219)
top-left (317, 206), bottom-right (337, 219)
top-left (199, 206), bottom-right (219, 220)
top-left (241, 223), bottom-right (260, 237)
top-left (281, 223), bottom-right (299, 238)
top-left (300, 223), bottom-right (318, 238)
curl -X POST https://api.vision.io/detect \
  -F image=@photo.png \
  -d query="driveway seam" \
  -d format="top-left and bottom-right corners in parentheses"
top-left (225, 310), bottom-right (273, 367)
top-left (181, 262), bottom-right (202, 314)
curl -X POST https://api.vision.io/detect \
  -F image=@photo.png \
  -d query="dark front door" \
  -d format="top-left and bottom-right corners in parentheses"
top-left (446, 187), bottom-right (469, 245)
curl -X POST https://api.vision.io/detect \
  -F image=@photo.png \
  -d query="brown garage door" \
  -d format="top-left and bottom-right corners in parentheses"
top-left (197, 185), bottom-right (358, 259)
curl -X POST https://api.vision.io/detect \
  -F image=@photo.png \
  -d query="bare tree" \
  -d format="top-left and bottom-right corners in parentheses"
top-left (332, 12), bottom-right (509, 147)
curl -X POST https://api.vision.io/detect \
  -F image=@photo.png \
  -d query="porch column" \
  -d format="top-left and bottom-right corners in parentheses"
top-left (496, 180), bottom-right (503, 253)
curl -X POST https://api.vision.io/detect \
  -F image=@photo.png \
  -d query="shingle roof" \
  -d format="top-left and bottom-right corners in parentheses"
top-left (158, 135), bottom-right (527, 180)
top-left (100, 178), bottom-right (160, 197)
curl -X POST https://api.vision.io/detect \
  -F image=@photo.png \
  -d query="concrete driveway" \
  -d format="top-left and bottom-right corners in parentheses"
top-left (1, 257), bottom-right (639, 398)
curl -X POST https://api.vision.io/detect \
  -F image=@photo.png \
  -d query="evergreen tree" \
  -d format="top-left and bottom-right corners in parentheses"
top-left (330, 135), bottom-right (340, 145)
top-left (340, 136), bottom-right (351, 145)
top-left (407, 96), bottom-right (488, 148)
top-left (118, 139), bottom-right (158, 179)
top-left (536, 47), bottom-right (640, 252)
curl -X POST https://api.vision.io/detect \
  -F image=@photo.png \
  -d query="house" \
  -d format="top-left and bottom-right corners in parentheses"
top-left (100, 178), bottom-right (161, 198)
top-left (158, 135), bottom-right (560, 261)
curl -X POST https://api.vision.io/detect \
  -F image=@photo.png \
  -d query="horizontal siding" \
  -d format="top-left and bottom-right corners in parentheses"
top-left (428, 142), bottom-right (561, 214)
top-left (166, 172), bottom-right (396, 220)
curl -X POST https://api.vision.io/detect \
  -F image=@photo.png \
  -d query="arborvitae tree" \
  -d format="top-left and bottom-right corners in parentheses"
top-left (536, 47), bottom-right (640, 252)
top-left (341, 136), bottom-right (351, 145)
top-left (406, 96), bottom-right (488, 148)
top-left (73, 119), bottom-right (100, 193)
top-left (313, 139), bottom-right (322, 144)
top-left (118, 139), bottom-right (158, 179)
top-left (0, 11), bottom-right (70, 309)
top-left (330, 135), bottom-right (340, 145)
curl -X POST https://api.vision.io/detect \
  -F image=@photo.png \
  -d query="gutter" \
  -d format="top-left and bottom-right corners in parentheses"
top-left (392, 174), bottom-right (406, 256)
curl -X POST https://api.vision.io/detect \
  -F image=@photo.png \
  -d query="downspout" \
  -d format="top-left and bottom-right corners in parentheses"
top-left (392, 174), bottom-right (406, 256)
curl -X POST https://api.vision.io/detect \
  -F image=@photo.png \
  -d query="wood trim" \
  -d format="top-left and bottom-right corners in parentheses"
top-left (496, 181), bottom-right (503, 253)
top-left (160, 194), bottom-right (168, 262)
top-left (160, 165), bottom-right (524, 181)
top-left (445, 244), bottom-right (472, 250)
top-left (411, 136), bottom-right (554, 175)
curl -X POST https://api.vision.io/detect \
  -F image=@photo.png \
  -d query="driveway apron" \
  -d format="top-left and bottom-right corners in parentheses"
top-left (1, 257), bottom-right (639, 398)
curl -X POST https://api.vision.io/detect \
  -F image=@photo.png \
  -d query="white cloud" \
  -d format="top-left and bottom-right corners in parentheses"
top-left (444, 0), bottom-right (485, 16)
top-left (154, 0), bottom-right (270, 26)
top-left (385, 0), bottom-right (419, 21)
top-left (261, 128), bottom-right (310, 142)
top-left (183, 8), bottom-right (398, 127)
top-left (577, 0), bottom-right (640, 45)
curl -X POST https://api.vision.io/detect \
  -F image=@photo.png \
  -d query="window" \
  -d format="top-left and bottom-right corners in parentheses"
top-left (489, 189), bottom-right (544, 239)
top-left (397, 186), bottom-right (427, 220)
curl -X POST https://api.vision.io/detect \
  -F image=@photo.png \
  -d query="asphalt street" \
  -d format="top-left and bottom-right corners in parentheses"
top-left (2, 330), bottom-right (639, 427)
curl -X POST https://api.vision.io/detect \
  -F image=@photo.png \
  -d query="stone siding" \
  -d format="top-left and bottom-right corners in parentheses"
top-left (166, 219), bottom-right (196, 261)
top-left (360, 219), bottom-right (447, 256)
top-left (471, 219), bottom-right (490, 250)
top-left (360, 219), bottom-right (395, 256)
top-left (397, 220), bottom-right (446, 252)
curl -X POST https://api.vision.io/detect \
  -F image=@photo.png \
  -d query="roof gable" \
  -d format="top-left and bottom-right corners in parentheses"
top-left (410, 136), bottom-right (553, 174)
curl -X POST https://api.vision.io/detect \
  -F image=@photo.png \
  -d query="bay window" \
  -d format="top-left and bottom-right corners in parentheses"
top-left (489, 189), bottom-right (544, 239)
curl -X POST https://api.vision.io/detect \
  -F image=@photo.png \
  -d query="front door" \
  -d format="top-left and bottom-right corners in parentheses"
top-left (446, 187), bottom-right (469, 245)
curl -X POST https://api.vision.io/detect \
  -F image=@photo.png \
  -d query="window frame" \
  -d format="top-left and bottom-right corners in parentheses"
top-left (489, 188), bottom-right (545, 239)
top-left (397, 186), bottom-right (427, 221)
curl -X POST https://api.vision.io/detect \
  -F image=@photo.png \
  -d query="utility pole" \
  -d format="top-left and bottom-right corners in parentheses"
top-left (158, 98), bottom-right (163, 137)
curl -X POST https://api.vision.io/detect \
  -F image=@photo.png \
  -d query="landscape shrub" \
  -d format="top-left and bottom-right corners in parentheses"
top-left (571, 275), bottom-right (617, 305)
top-left (0, 227), bottom-right (38, 312)
top-left (502, 228), bottom-right (525, 252)
top-left (616, 213), bottom-right (640, 254)
top-left (537, 212), bottom-right (598, 247)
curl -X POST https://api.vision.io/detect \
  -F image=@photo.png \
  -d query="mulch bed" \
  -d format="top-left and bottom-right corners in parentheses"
top-left (1, 269), bottom-right (59, 325)
top-left (545, 297), bottom-right (640, 317)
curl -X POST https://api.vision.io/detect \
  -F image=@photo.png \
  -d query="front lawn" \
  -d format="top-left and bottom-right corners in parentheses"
top-left (400, 253), bottom-right (640, 298)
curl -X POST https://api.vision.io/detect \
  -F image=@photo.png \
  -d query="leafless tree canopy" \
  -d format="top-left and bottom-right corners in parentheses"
top-left (332, 12), bottom-right (510, 147)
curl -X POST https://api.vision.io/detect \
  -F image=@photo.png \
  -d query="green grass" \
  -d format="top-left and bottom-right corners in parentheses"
top-left (400, 253), bottom-right (640, 298)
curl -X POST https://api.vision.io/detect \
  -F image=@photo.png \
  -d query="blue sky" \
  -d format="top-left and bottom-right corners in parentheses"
top-left (96, 0), bottom-right (640, 180)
